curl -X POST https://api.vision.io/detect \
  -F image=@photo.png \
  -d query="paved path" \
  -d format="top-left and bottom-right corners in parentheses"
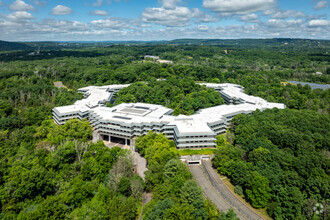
top-left (92, 131), bottom-right (100, 143)
top-left (138, 193), bottom-right (152, 220)
top-left (132, 151), bottom-right (147, 179)
top-left (189, 165), bottom-right (246, 219)
top-left (101, 139), bottom-right (147, 180)
top-left (198, 161), bottom-right (264, 220)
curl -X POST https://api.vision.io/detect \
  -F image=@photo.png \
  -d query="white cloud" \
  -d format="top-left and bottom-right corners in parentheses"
top-left (1, 18), bottom-right (90, 40)
top-left (51, 5), bottom-right (73, 15)
top-left (9, 0), bottom-right (34, 11)
top-left (314, 1), bottom-right (328, 10)
top-left (0, 17), bottom-right (329, 41)
top-left (142, 6), bottom-right (201, 27)
top-left (271, 10), bottom-right (305, 19)
top-left (34, 1), bottom-right (46, 7)
top-left (308, 19), bottom-right (330, 27)
top-left (93, 0), bottom-right (104, 7)
top-left (203, 0), bottom-right (275, 14)
top-left (107, 0), bottom-right (127, 4)
top-left (7, 11), bottom-right (34, 22)
top-left (141, 24), bottom-right (152, 28)
top-left (0, 2), bottom-right (329, 42)
top-left (198, 24), bottom-right (209, 31)
top-left (91, 17), bottom-right (131, 29)
top-left (37, 19), bottom-right (89, 34)
top-left (162, 0), bottom-right (181, 10)
top-left (266, 18), bottom-right (286, 27)
top-left (266, 18), bottom-right (304, 28)
top-left (91, 10), bottom-right (109, 16)
top-left (239, 13), bottom-right (259, 22)
top-left (286, 19), bottom-right (304, 25)
top-left (262, 9), bottom-right (275, 16)
top-left (195, 10), bottom-right (219, 23)
top-left (143, 0), bottom-right (217, 26)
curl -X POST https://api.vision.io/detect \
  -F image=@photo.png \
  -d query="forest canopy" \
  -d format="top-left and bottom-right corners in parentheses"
top-left (212, 108), bottom-right (329, 219)
top-left (0, 40), bottom-right (329, 219)
top-left (115, 77), bottom-right (224, 115)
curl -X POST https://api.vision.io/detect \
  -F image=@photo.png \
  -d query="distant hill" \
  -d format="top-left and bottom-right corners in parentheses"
top-left (0, 40), bottom-right (32, 51)
top-left (1, 38), bottom-right (329, 51)
top-left (166, 38), bottom-right (330, 48)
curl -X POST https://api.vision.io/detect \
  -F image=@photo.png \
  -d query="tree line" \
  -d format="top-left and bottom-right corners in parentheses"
top-left (212, 108), bottom-right (329, 219)
top-left (0, 119), bottom-right (145, 219)
top-left (115, 77), bottom-right (224, 115)
top-left (0, 42), bottom-right (328, 219)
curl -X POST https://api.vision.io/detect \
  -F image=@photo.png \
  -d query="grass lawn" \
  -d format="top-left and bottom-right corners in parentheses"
top-left (177, 148), bottom-right (216, 156)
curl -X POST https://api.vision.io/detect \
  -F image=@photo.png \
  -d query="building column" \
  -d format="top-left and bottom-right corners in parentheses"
top-left (109, 136), bottom-right (111, 142)
top-left (130, 138), bottom-right (135, 151)
top-left (125, 139), bottom-right (127, 146)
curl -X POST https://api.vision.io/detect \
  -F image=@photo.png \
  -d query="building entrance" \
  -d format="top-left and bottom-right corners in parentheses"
top-left (188, 161), bottom-right (200, 165)
top-left (111, 136), bottom-right (125, 145)
top-left (102, 134), bottom-right (109, 141)
top-left (101, 134), bottom-right (130, 146)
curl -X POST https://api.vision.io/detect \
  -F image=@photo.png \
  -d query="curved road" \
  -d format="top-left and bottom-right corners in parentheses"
top-left (189, 165), bottom-right (246, 219)
top-left (189, 161), bottom-right (264, 220)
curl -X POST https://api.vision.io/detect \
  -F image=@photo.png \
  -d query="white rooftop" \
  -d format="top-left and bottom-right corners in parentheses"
top-left (92, 103), bottom-right (173, 124)
top-left (53, 83), bottom-right (285, 136)
top-left (200, 83), bottom-right (266, 104)
top-left (55, 84), bottom-right (129, 114)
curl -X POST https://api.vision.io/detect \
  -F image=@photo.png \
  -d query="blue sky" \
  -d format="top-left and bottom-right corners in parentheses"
top-left (0, 0), bottom-right (329, 41)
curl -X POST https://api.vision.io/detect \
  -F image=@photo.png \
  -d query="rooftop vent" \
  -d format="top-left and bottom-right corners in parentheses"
top-left (135, 106), bottom-right (150, 110)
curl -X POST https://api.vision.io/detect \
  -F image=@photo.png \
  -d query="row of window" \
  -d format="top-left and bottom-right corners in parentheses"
top-left (98, 126), bottom-right (174, 135)
top-left (100, 131), bottom-right (130, 139)
top-left (213, 127), bottom-right (226, 131)
top-left (180, 145), bottom-right (213, 149)
top-left (183, 135), bottom-right (209, 138)
top-left (58, 113), bottom-right (77, 118)
top-left (210, 123), bottom-right (225, 128)
top-left (185, 140), bottom-right (210, 143)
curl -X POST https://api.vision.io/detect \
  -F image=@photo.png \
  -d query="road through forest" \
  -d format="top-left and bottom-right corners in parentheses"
top-left (189, 161), bottom-right (264, 220)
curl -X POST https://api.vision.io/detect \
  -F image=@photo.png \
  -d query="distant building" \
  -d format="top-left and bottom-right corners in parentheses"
top-left (315, 72), bottom-right (323, 75)
top-left (144, 55), bottom-right (173, 64)
top-left (28, 52), bottom-right (40, 56)
top-left (144, 55), bottom-right (159, 60)
top-left (157, 59), bottom-right (173, 64)
top-left (52, 83), bottom-right (285, 149)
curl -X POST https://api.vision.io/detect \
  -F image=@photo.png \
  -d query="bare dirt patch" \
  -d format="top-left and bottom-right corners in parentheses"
top-left (54, 81), bottom-right (68, 89)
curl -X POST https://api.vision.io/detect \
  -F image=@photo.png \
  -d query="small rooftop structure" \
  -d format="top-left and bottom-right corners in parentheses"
top-left (157, 59), bottom-right (173, 64)
top-left (144, 55), bottom-right (159, 60)
top-left (91, 103), bottom-right (173, 124)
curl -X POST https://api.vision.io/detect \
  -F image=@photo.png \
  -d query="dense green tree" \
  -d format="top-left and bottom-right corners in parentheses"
top-left (180, 180), bottom-right (204, 206)
top-left (144, 198), bottom-right (174, 220)
top-left (213, 108), bottom-right (329, 219)
top-left (204, 199), bottom-right (221, 219)
top-left (219, 209), bottom-right (240, 220)
top-left (164, 158), bottom-right (192, 181)
top-left (212, 144), bottom-right (244, 175)
top-left (116, 78), bottom-right (224, 115)
top-left (70, 197), bottom-right (108, 220)
top-left (47, 119), bottom-right (92, 144)
top-left (107, 196), bottom-right (138, 220)
top-left (1, 41), bottom-right (329, 219)
top-left (245, 171), bottom-right (271, 208)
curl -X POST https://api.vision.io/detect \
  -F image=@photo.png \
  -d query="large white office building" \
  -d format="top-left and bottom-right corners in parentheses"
top-left (52, 83), bottom-right (285, 148)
